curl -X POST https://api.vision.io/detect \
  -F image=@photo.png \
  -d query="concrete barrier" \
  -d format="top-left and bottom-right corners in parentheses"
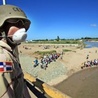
top-left (24, 72), bottom-right (71, 98)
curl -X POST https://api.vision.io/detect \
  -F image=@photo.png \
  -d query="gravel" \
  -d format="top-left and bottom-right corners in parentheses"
top-left (19, 54), bottom-right (68, 84)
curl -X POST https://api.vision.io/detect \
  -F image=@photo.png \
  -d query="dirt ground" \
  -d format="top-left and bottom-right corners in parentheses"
top-left (19, 43), bottom-right (98, 73)
top-left (18, 43), bottom-right (98, 98)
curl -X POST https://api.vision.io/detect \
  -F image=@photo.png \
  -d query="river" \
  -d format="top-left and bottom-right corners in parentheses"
top-left (85, 41), bottom-right (98, 48)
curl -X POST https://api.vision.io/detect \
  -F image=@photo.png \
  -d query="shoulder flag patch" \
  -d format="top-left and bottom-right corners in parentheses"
top-left (0, 61), bottom-right (13, 72)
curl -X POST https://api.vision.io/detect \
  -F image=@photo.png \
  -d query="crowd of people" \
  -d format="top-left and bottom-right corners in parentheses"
top-left (81, 59), bottom-right (98, 69)
top-left (33, 52), bottom-right (62, 70)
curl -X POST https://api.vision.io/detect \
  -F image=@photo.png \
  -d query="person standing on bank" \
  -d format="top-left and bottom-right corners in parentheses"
top-left (0, 4), bottom-right (31, 98)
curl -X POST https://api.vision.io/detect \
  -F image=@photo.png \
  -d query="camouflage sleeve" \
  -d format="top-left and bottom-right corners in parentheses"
top-left (0, 46), bottom-right (13, 72)
top-left (0, 46), bottom-right (15, 98)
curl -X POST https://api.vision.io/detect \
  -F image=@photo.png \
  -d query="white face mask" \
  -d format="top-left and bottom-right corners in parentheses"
top-left (12, 28), bottom-right (27, 44)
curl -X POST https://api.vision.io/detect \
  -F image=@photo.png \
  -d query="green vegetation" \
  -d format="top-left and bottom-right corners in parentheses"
top-left (25, 37), bottom-right (98, 48)
top-left (25, 38), bottom-right (85, 49)
top-left (26, 39), bottom-right (82, 44)
top-left (34, 50), bottom-right (56, 56)
top-left (26, 37), bottom-right (98, 44)
top-left (62, 49), bottom-right (76, 53)
top-left (62, 49), bottom-right (72, 52)
top-left (81, 37), bottom-right (98, 41)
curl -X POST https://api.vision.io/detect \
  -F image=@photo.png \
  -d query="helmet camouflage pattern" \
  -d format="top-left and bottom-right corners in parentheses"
top-left (0, 5), bottom-right (31, 30)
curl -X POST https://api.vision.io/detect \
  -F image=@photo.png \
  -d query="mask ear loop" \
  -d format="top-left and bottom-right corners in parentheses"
top-left (6, 37), bottom-right (20, 45)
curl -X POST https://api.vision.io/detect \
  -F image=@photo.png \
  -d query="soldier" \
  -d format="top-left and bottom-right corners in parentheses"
top-left (0, 5), bottom-right (31, 98)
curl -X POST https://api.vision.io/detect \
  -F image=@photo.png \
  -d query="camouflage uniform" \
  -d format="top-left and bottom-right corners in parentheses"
top-left (0, 4), bottom-right (31, 98)
top-left (0, 41), bottom-right (31, 98)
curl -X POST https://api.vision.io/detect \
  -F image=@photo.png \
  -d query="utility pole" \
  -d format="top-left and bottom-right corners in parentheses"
top-left (3, 0), bottom-right (6, 5)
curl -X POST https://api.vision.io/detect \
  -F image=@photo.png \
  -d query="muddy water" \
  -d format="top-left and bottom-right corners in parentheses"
top-left (54, 67), bottom-right (98, 98)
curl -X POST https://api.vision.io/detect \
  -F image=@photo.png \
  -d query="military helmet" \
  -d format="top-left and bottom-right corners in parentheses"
top-left (0, 5), bottom-right (31, 30)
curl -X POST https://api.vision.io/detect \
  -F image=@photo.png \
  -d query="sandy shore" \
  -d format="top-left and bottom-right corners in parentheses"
top-left (48, 47), bottom-right (98, 85)
top-left (18, 43), bottom-right (98, 98)
top-left (19, 43), bottom-right (98, 86)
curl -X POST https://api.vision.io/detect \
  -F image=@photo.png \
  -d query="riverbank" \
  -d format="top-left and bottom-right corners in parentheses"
top-left (19, 43), bottom-right (98, 86)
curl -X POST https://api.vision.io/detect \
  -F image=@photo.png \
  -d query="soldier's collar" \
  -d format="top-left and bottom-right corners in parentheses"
top-left (0, 41), bottom-right (12, 52)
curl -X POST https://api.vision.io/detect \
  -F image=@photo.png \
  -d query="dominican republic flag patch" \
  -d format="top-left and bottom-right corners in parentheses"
top-left (0, 61), bottom-right (13, 72)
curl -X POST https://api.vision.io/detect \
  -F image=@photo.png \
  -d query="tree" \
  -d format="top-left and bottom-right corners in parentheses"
top-left (56, 36), bottom-right (60, 41)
